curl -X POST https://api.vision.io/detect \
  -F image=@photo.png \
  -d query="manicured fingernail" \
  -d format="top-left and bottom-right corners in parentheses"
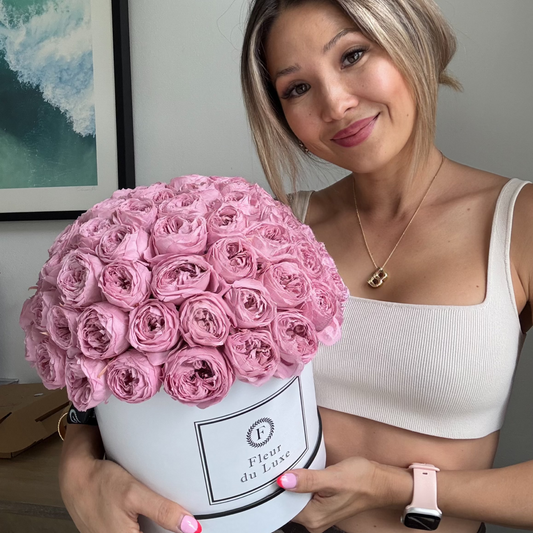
top-left (277, 473), bottom-right (298, 489)
top-left (179, 515), bottom-right (201, 533)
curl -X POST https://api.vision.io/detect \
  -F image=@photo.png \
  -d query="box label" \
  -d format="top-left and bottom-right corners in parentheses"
top-left (195, 377), bottom-right (308, 504)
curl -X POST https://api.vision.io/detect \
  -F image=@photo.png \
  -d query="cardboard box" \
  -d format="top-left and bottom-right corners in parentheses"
top-left (0, 383), bottom-right (69, 458)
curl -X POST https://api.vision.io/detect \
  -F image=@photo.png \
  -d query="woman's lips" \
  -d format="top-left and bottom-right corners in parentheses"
top-left (331, 114), bottom-right (379, 148)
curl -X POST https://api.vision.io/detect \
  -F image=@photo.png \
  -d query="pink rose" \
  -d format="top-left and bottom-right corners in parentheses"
top-left (273, 311), bottom-right (318, 379)
top-left (206, 237), bottom-right (257, 283)
top-left (151, 254), bottom-right (221, 304)
top-left (23, 325), bottom-right (45, 366)
top-left (111, 188), bottom-right (133, 200)
top-left (114, 197), bottom-right (158, 228)
top-left (260, 261), bottom-right (311, 308)
top-left (272, 203), bottom-right (303, 230)
top-left (20, 290), bottom-right (59, 333)
top-left (163, 345), bottom-right (234, 408)
top-left (224, 329), bottom-right (280, 386)
top-left (302, 282), bottom-right (342, 345)
top-left (48, 222), bottom-right (77, 258)
top-left (131, 182), bottom-right (176, 205)
top-left (245, 222), bottom-right (293, 259)
top-left (151, 214), bottom-right (208, 256)
top-left (19, 296), bottom-right (35, 334)
top-left (216, 176), bottom-right (253, 195)
top-left (77, 303), bottom-right (129, 359)
top-left (38, 253), bottom-right (63, 290)
top-left (86, 196), bottom-right (128, 220)
top-left (70, 217), bottom-right (113, 252)
top-left (56, 251), bottom-right (104, 308)
top-left (294, 240), bottom-right (325, 279)
top-left (34, 336), bottom-right (67, 389)
top-left (99, 260), bottom-right (151, 310)
top-left (159, 193), bottom-right (208, 216)
top-left (222, 279), bottom-right (276, 328)
top-left (170, 174), bottom-right (216, 193)
top-left (207, 205), bottom-right (248, 244)
top-left (179, 292), bottom-right (233, 347)
top-left (47, 305), bottom-right (80, 350)
top-left (96, 224), bottom-right (150, 263)
top-left (106, 350), bottom-right (162, 403)
top-left (65, 352), bottom-right (111, 411)
top-left (128, 300), bottom-right (180, 365)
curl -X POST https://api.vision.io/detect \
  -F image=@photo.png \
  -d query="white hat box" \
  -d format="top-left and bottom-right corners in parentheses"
top-left (95, 362), bottom-right (325, 533)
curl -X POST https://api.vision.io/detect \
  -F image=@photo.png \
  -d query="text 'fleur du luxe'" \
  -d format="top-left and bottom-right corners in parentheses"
top-left (241, 444), bottom-right (291, 482)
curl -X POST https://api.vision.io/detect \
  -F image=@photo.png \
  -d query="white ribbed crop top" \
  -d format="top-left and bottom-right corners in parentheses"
top-left (289, 178), bottom-right (528, 439)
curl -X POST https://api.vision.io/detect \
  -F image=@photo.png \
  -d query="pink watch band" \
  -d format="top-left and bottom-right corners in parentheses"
top-left (408, 463), bottom-right (441, 512)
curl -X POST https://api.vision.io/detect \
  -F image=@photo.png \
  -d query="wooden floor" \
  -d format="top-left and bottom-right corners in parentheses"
top-left (0, 434), bottom-right (78, 532)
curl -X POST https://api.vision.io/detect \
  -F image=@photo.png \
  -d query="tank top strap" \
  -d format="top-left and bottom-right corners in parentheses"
top-left (487, 178), bottom-right (529, 307)
top-left (287, 190), bottom-right (313, 223)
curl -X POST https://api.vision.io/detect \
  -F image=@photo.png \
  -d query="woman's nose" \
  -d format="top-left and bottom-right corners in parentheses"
top-left (320, 83), bottom-right (358, 122)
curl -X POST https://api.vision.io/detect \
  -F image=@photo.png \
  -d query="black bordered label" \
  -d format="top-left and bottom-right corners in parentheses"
top-left (194, 377), bottom-right (308, 505)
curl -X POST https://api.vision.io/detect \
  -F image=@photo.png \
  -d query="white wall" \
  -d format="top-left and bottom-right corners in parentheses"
top-left (0, 2), bottom-right (532, 531)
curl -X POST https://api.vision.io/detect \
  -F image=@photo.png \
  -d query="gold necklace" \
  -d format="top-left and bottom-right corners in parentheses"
top-left (352, 153), bottom-right (445, 288)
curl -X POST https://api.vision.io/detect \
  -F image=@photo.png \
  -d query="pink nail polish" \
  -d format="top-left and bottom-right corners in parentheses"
top-left (277, 473), bottom-right (298, 489)
top-left (179, 515), bottom-right (202, 533)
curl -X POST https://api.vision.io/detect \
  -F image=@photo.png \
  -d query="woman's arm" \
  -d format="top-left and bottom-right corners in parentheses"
top-left (280, 458), bottom-right (533, 532)
top-left (59, 424), bottom-right (202, 533)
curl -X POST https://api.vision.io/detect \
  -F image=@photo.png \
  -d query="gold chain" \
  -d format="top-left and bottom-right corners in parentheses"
top-left (352, 153), bottom-right (445, 288)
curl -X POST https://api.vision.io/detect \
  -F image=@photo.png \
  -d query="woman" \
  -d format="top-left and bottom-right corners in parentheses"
top-left (59, 1), bottom-right (533, 532)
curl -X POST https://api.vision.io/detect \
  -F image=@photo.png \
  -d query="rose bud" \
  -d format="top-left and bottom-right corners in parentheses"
top-left (179, 292), bottom-right (233, 347)
top-left (128, 300), bottom-right (180, 364)
top-left (151, 254), bottom-right (220, 305)
top-left (151, 213), bottom-right (208, 256)
top-left (56, 250), bottom-right (104, 309)
top-left (106, 350), bottom-right (162, 403)
top-left (99, 260), bottom-right (151, 310)
top-left (224, 329), bottom-right (280, 386)
top-left (206, 236), bottom-right (258, 283)
top-left (260, 261), bottom-right (311, 308)
top-left (47, 305), bottom-right (80, 350)
top-left (114, 197), bottom-right (158, 228)
top-left (223, 279), bottom-right (276, 328)
top-left (163, 346), bottom-right (234, 408)
top-left (77, 302), bottom-right (129, 359)
top-left (65, 351), bottom-right (111, 411)
top-left (96, 224), bottom-right (150, 264)
top-left (273, 311), bottom-right (318, 379)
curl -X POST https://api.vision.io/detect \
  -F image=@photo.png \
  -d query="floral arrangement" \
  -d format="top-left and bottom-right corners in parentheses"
top-left (20, 176), bottom-right (348, 410)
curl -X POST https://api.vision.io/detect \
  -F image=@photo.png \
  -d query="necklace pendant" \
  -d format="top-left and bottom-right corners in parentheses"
top-left (368, 267), bottom-right (388, 288)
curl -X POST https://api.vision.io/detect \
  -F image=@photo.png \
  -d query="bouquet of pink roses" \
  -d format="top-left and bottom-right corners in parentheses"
top-left (20, 176), bottom-right (348, 412)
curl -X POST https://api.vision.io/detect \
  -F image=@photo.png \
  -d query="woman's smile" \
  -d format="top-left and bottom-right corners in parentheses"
top-left (331, 113), bottom-right (380, 148)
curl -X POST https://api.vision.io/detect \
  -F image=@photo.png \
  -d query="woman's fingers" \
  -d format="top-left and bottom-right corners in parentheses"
top-left (131, 481), bottom-right (202, 533)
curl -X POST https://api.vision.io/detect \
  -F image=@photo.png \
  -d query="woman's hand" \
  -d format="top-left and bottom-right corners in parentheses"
top-left (277, 457), bottom-right (412, 533)
top-left (59, 425), bottom-right (202, 533)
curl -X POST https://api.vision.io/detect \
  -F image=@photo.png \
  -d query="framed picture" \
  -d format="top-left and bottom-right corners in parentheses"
top-left (0, 0), bottom-right (135, 221)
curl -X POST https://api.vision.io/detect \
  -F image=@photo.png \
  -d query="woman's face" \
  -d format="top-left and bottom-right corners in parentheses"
top-left (265, 2), bottom-right (417, 174)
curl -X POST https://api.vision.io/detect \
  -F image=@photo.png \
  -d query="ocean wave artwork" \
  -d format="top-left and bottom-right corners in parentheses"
top-left (0, 0), bottom-right (98, 189)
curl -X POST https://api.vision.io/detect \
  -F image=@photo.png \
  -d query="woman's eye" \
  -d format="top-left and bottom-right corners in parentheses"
top-left (281, 83), bottom-right (310, 99)
top-left (341, 48), bottom-right (366, 68)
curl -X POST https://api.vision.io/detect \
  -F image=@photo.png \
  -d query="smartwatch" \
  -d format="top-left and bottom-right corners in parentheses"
top-left (401, 463), bottom-right (442, 530)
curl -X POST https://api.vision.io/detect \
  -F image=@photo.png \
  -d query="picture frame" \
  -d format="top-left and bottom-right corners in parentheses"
top-left (0, 0), bottom-right (135, 221)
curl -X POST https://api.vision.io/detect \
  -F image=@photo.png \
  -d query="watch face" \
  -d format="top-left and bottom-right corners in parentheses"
top-left (403, 512), bottom-right (441, 530)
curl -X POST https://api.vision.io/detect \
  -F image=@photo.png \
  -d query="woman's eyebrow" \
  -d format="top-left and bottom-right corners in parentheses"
top-left (274, 64), bottom-right (301, 82)
top-left (274, 28), bottom-right (361, 82)
top-left (323, 28), bottom-right (361, 53)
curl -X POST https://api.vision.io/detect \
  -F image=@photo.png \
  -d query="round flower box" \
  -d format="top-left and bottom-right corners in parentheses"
top-left (96, 362), bottom-right (325, 533)
top-left (20, 176), bottom-right (349, 533)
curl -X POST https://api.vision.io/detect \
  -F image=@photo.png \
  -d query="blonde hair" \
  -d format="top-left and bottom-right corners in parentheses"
top-left (241, 0), bottom-right (461, 203)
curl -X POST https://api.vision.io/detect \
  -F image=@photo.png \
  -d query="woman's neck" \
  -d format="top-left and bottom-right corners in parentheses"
top-left (349, 146), bottom-right (444, 221)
